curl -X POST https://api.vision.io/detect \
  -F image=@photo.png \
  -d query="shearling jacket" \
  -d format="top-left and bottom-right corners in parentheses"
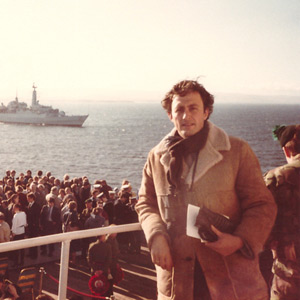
top-left (136, 121), bottom-right (277, 300)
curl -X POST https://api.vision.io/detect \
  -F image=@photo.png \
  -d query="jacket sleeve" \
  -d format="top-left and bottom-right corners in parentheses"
top-left (135, 150), bottom-right (170, 249)
top-left (233, 141), bottom-right (277, 255)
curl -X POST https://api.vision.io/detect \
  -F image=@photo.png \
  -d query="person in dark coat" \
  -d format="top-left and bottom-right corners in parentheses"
top-left (40, 197), bottom-right (61, 257)
top-left (127, 197), bottom-right (141, 254)
top-left (26, 192), bottom-right (41, 259)
top-left (80, 199), bottom-right (93, 259)
top-left (63, 201), bottom-right (81, 264)
top-left (101, 192), bottom-right (115, 225)
top-left (79, 179), bottom-right (91, 211)
top-left (16, 185), bottom-right (28, 213)
top-left (87, 235), bottom-right (113, 298)
top-left (114, 193), bottom-right (131, 253)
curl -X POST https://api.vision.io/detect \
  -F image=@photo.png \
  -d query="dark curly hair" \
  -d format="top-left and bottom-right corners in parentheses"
top-left (161, 80), bottom-right (214, 118)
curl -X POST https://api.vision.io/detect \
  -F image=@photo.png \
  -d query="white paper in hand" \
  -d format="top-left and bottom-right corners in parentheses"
top-left (186, 204), bottom-right (202, 240)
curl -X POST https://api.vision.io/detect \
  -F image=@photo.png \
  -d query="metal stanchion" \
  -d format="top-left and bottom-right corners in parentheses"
top-left (38, 267), bottom-right (45, 295)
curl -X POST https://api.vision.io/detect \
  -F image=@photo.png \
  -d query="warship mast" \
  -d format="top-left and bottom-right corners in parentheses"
top-left (32, 84), bottom-right (37, 106)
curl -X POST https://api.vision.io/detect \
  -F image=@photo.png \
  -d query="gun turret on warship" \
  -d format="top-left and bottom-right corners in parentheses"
top-left (0, 85), bottom-right (88, 127)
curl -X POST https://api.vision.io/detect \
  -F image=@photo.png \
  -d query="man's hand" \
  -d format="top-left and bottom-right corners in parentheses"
top-left (150, 234), bottom-right (173, 271)
top-left (204, 225), bottom-right (243, 256)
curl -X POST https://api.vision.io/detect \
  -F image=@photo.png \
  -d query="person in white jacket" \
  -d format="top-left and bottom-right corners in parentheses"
top-left (11, 203), bottom-right (27, 266)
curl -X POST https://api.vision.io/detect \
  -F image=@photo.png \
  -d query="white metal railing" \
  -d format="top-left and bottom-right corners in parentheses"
top-left (0, 223), bottom-right (142, 299)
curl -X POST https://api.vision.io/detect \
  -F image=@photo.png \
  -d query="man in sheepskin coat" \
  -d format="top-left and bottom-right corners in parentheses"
top-left (135, 80), bottom-right (277, 300)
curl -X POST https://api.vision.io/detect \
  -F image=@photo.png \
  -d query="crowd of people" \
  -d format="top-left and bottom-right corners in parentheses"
top-left (0, 169), bottom-right (141, 268)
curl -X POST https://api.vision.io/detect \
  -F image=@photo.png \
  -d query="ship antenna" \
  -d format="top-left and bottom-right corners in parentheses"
top-left (32, 83), bottom-right (37, 106)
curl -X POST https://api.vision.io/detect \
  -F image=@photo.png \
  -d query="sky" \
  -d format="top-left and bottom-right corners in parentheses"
top-left (0, 0), bottom-right (299, 103)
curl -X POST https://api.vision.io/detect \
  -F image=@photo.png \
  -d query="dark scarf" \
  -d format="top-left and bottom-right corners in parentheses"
top-left (166, 121), bottom-right (209, 191)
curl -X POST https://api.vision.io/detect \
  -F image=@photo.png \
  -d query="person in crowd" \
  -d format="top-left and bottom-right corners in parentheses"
top-left (263, 124), bottom-right (300, 300)
top-left (37, 184), bottom-right (47, 207)
top-left (103, 191), bottom-right (115, 225)
top-left (70, 180), bottom-right (79, 193)
top-left (87, 234), bottom-right (113, 297)
top-left (46, 186), bottom-right (60, 210)
top-left (0, 212), bottom-right (10, 259)
top-left (80, 199), bottom-right (93, 258)
top-left (96, 193), bottom-right (110, 224)
top-left (7, 194), bottom-right (20, 228)
top-left (11, 203), bottom-right (27, 266)
top-left (84, 207), bottom-right (105, 231)
top-left (2, 171), bottom-right (11, 187)
top-left (71, 184), bottom-right (81, 211)
top-left (105, 225), bottom-right (120, 280)
top-left (24, 170), bottom-right (32, 185)
top-left (53, 178), bottom-right (61, 190)
top-left (40, 197), bottom-right (61, 257)
top-left (88, 189), bottom-right (99, 209)
top-left (15, 186), bottom-right (28, 213)
top-left (58, 188), bottom-right (66, 205)
top-left (0, 212), bottom-right (10, 243)
top-left (114, 193), bottom-right (131, 253)
top-left (0, 187), bottom-right (5, 200)
top-left (43, 176), bottom-right (53, 194)
top-left (37, 170), bottom-right (43, 178)
top-left (0, 274), bottom-right (22, 300)
top-left (30, 182), bottom-right (43, 208)
top-left (80, 199), bottom-right (93, 227)
top-left (60, 194), bottom-right (75, 219)
top-left (105, 226), bottom-right (120, 297)
top-left (0, 200), bottom-right (10, 228)
top-left (4, 178), bottom-right (14, 194)
top-left (98, 180), bottom-right (112, 199)
top-left (26, 192), bottom-right (41, 259)
top-left (16, 173), bottom-right (26, 189)
top-left (61, 174), bottom-right (71, 189)
top-left (84, 207), bottom-right (106, 248)
top-left (120, 180), bottom-right (133, 198)
top-left (64, 187), bottom-right (76, 203)
top-left (87, 234), bottom-right (112, 274)
top-left (79, 179), bottom-right (91, 207)
top-left (10, 170), bottom-right (16, 186)
top-left (127, 197), bottom-right (141, 254)
top-left (63, 201), bottom-right (81, 264)
top-left (135, 79), bottom-right (277, 300)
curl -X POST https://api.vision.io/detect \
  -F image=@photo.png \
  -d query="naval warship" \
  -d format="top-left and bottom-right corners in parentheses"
top-left (0, 85), bottom-right (88, 127)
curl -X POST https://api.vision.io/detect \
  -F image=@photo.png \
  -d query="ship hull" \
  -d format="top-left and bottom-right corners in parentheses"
top-left (0, 111), bottom-right (88, 127)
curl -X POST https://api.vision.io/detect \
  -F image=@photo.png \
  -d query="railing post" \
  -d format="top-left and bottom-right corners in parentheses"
top-left (58, 240), bottom-right (70, 299)
top-left (38, 267), bottom-right (45, 295)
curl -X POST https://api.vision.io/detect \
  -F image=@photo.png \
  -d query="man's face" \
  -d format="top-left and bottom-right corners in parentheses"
top-left (168, 92), bottom-right (209, 138)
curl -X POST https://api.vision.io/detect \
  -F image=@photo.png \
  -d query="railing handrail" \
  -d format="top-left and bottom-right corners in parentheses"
top-left (0, 223), bottom-right (142, 252)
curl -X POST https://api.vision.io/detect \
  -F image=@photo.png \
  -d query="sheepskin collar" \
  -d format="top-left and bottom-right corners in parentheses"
top-left (155, 121), bottom-right (231, 185)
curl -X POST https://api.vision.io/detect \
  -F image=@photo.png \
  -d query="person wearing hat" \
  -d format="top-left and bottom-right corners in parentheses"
top-left (136, 79), bottom-right (276, 300)
top-left (263, 124), bottom-right (300, 300)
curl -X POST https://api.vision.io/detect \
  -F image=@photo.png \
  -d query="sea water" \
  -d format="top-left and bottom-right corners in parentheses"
top-left (0, 101), bottom-right (299, 191)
